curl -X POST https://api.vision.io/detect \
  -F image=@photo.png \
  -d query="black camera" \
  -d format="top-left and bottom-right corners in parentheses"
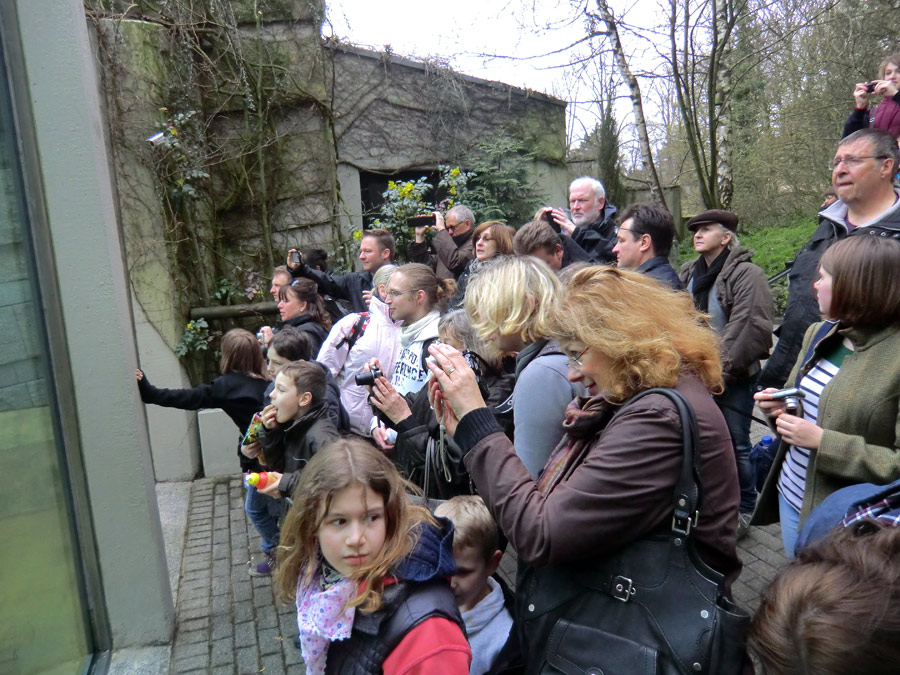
top-left (289, 249), bottom-right (301, 265)
top-left (542, 209), bottom-right (561, 234)
top-left (768, 387), bottom-right (805, 416)
top-left (409, 214), bottom-right (436, 229)
top-left (866, 82), bottom-right (878, 93)
top-left (355, 366), bottom-right (382, 387)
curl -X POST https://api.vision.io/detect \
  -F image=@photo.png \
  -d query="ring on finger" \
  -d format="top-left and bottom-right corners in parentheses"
top-left (445, 367), bottom-right (456, 376)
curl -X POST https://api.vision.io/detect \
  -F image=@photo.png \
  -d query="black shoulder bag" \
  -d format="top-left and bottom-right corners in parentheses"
top-left (520, 388), bottom-right (750, 675)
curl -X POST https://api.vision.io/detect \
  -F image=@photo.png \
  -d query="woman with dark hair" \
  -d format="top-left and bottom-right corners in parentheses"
top-left (425, 267), bottom-right (741, 673)
top-left (260, 277), bottom-right (332, 357)
top-left (755, 235), bottom-right (900, 557)
top-left (449, 221), bottom-right (515, 309)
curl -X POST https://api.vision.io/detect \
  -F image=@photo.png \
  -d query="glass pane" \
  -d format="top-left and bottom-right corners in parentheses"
top-left (0, 33), bottom-right (91, 675)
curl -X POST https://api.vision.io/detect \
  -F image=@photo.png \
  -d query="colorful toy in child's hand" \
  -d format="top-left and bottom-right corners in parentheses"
top-left (246, 472), bottom-right (273, 489)
top-left (242, 413), bottom-right (263, 446)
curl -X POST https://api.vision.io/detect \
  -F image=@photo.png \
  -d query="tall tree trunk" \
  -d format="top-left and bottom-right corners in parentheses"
top-left (595, 0), bottom-right (667, 210)
top-left (714, 0), bottom-right (735, 209)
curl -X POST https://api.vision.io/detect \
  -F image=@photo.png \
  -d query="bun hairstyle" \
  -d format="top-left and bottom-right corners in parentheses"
top-left (279, 278), bottom-right (332, 331)
top-left (395, 263), bottom-right (457, 313)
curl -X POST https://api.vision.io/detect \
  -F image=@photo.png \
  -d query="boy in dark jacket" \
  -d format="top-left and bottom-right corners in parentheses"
top-left (251, 360), bottom-right (339, 575)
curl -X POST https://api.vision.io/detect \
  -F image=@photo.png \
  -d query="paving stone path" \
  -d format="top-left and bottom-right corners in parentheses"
top-left (168, 476), bottom-right (788, 673)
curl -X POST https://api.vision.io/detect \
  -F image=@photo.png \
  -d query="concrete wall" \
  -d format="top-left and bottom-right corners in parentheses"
top-left (15, 0), bottom-right (174, 647)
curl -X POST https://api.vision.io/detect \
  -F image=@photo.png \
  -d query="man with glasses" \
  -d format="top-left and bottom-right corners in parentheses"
top-left (760, 128), bottom-right (900, 389)
top-left (612, 202), bottom-right (683, 290)
top-left (408, 205), bottom-right (476, 281)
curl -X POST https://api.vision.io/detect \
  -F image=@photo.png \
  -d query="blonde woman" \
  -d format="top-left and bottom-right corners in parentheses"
top-left (463, 256), bottom-right (584, 476)
top-left (426, 267), bottom-right (742, 671)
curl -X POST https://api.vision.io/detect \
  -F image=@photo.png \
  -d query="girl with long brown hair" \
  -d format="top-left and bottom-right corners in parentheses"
top-left (274, 438), bottom-right (470, 674)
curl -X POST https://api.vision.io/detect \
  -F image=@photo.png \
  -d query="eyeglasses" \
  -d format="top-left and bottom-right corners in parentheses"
top-left (387, 288), bottom-right (417, 298)
top-left (828, 155), bottom-right (888, 170)
top-left (566, 346), bottom-right (590, 367)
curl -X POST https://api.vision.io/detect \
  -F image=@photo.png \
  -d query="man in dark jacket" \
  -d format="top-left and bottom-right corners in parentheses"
top-left (408, 205), bottom-right (475, 280)
top-left (286, 228), bottom-right (395, 314)
top-left (759, 128), bottom-right (900, 389)
top-left (680, 210), bottom-right (773, 531)
top-left (546, 176), bottom-right (618, 264)
top-left (513, 219), bottom-right (595, 273)
top-left (612, 202), bottom-right (683, 290)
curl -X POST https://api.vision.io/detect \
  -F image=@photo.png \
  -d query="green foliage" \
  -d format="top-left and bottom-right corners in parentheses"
top-left (150, 110), bottom-right (210, 204)
top-left (372, 175), bottom-right (434, 255)
top-left (174, 318), bottom-right (214, 358)
top-left (675, 217), bottom-right (818, 314)
top-left (462, 136), bottom-right (544, 225)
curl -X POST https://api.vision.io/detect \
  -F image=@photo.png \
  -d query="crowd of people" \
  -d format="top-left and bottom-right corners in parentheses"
top-left (136, 124), bottom-right (900, 674)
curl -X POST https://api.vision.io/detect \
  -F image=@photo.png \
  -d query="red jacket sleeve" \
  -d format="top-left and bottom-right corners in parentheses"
top-left (382, 617), bottom-right (471, 675)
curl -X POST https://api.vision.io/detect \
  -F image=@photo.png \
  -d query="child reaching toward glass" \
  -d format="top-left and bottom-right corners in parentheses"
top-left (434, 496), bottom-right (517, 675)
top-left (273, 438), bottom-right (471, 675)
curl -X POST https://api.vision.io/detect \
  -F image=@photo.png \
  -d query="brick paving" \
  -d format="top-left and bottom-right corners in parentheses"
top-left (168, 476), bottom-right (788, 673)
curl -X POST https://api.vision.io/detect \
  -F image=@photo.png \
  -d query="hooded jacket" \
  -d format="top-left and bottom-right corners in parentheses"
top-left (137, 370), bottom-right (268, 472)
top-left (324, 517), bottom-right (470, 675)
top-left (680, 245), bottom-right (774, 382)
top-left (317, 295), bottom-right (401, 435)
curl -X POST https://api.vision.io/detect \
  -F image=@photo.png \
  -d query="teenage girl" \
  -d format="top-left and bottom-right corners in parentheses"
top-left (273, 438), bottom-right (471, 674)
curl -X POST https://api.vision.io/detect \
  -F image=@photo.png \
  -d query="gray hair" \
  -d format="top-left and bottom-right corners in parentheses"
top-left (839, 129), bottom-right (900, 178)
top-left (438, 309), bottom-right (500, 364)
top-left (570, 176), bottom-right (606, 200)
top-left (447, 204), bottom-right (475, 227)
top-left (372, 264), bottom-right (398, 300)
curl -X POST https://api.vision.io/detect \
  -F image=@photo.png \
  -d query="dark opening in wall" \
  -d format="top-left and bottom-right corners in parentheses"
top-left (359, 169), bottom-right (441, 228)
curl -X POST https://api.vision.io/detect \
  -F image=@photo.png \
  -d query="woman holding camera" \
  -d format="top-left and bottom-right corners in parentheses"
top-left (843, 52), bottom-right (900, 139)
top-left (754, 236), bottom-right (900, 557)
top-left (426, 266), bottom-right (742, 672)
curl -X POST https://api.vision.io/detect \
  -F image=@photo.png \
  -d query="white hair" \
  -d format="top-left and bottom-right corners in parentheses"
top-left (570, 176), bottom-right (606, 201)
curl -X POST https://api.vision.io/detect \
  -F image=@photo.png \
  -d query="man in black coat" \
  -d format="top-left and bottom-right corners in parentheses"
top-left (545, 176), bottom-right (618, 264)
top-left (612, 202), bottom-right (684, 291)
top-left (286, 229), bottom-right (395, 314)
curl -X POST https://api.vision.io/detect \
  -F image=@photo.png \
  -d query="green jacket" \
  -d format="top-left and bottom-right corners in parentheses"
top-left (753, 321), bottom-right (900, 528)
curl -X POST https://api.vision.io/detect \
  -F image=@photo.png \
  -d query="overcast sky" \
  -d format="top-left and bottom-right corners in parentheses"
top-left (322, 0), bottom-right (655, 147)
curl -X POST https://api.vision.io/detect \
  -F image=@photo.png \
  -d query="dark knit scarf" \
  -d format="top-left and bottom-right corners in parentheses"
top-left (690, 248), bottom-right (729, 312)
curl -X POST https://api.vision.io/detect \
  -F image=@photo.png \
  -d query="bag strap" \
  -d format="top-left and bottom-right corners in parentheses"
top-left (615, 387), bottom-right (701, 537)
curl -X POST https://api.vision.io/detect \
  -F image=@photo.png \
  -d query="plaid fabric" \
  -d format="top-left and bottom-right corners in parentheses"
top-left (842, 498), bottom-right (900, 528)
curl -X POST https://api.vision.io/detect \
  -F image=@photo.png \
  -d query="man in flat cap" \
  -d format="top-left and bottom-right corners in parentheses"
top-left (680, 209), bottom-right (774, 535)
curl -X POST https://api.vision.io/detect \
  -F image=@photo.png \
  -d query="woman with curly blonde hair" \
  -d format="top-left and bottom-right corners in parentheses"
top-left (426, 266), bottom-right (742, 672)
top-left (463, 255), bottom-right (584, 476)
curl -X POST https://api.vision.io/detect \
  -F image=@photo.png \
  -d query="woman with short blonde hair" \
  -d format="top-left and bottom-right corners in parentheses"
top-left (462, 255), bottom-right (582, 477)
